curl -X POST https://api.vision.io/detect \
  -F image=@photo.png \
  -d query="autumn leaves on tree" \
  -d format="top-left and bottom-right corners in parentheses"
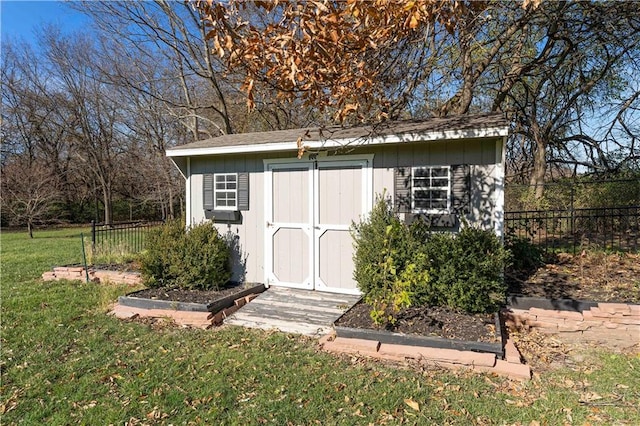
top-left (194, 0), bottom-right (639, 194)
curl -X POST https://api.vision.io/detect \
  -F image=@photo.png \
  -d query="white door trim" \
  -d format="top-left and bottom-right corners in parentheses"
top-left (264, 162), bottom-right (314, 290)
top-left (313, 159), bottom-right (372, 295)
top-left (264, 155), bottom-right (373, 294)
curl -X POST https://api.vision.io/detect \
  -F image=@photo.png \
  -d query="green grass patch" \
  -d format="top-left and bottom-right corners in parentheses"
top-left (2, 228), bottom-right (639, 424)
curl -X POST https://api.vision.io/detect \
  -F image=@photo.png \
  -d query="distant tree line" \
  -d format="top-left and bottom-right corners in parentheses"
top-left (2, 1), bottom-right (639, 235)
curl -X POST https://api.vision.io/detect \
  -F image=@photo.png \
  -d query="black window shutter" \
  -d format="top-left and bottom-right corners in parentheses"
top-left (451, 164), bottom-right (470, 215)
top-left (237, 172), bottom-right (249, 211)
top-left (394, 167), bottom-right (412, 213)
top-left (203, 174), bottom-right (214, 210)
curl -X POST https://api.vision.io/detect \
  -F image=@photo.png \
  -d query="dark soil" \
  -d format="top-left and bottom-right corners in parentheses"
top-left (335, 302), bottom-right (499, 343)
top-left (132, 283), bottom-right (247, 304)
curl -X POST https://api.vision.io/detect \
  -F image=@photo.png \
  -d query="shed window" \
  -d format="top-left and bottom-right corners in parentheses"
top-left (411, 166), bottom-right (451, 213)
top-left (214, 173), bottom-right (238, 210)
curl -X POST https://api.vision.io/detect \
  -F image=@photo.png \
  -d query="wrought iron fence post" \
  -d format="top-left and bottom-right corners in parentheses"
top-left (91, 220), bottom-right (96, 257)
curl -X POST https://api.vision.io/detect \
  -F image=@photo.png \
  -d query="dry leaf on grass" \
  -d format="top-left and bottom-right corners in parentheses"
top-left (404, 398), bottom-right (420, 411)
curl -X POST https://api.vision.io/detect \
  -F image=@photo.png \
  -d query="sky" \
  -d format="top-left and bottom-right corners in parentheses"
top-left (1, 0), bottom-right (89, 44)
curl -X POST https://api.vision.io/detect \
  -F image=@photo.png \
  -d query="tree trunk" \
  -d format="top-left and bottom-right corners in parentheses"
top-left (168, 185), bottom-right (174, 219)
top-left (529, 134), bottom-right (547, 200)
top-left (28, 219), bottom-right (34, 239)
top-left (102, 185), bottom-right (113, 225)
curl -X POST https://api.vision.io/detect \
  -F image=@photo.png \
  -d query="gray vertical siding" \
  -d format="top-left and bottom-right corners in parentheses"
top-left (183, 136), bottom-right (503, 287)
top-left (190, 154), bottom-right (267, 284)
top-left (367, 137), bottom-right (502, 231)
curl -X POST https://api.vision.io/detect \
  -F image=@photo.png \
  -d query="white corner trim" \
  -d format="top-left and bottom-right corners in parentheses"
top-left (166, 126), bottom-right (509, 158)
top-left (494, 137), bottom-right (506, 239)
top-left (186, 157), bottom-right (192, 228)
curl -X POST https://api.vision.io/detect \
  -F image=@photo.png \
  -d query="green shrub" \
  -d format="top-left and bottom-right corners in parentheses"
top-left (505, 234), bottom-right (543, 272)
top-left (362, 221), bottom-right (421, 326)
top-left (352, 200), bottom-right (510, 317)
top-left (351, 197), bottom-right (413, 297)
top-left (141, 219), bottom-right (231, 290)
top-left (419, 227), bottom-right (510, 313)
top-left (352, 198), bottom-right (421, 326)
top-left (141, 218), bottom-right (185, 287)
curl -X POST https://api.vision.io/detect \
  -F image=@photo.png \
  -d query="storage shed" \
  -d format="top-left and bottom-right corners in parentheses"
top-left (167, 112), bottom-right (509, 295)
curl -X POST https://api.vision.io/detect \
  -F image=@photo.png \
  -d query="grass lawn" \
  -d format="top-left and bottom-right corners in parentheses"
top-left (1, 228), bottom-right (639, 425)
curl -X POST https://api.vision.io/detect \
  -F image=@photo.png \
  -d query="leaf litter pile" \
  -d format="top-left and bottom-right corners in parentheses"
top-left (507, 251), bottom-right (640, 303)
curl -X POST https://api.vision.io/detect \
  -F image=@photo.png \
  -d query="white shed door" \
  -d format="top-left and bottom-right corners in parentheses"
top-left (265, 159), bottom-right (370, 294)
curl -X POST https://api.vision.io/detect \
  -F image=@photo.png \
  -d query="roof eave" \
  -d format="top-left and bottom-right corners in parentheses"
top-left (165, 125), bottom-right (509, 158)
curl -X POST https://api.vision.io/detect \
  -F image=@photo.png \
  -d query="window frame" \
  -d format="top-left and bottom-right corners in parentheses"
top-left (213, 173), bottom-right (238, 211)
top-left (410, 165), bottom-right (451, 214)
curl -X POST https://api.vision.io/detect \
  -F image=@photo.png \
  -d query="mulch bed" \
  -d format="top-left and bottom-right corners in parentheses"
top-left (334, 302), bottom-right (499, 343)
top-left (132, 284), bottom-right (245, 304)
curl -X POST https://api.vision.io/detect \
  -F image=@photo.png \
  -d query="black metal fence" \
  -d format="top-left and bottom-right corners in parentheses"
top-left (505, 206), bottom-right (640, 253)
top-left (504, 178), bottom-right (640, 253)
top-left (90, 220), bottom-right (164, 257)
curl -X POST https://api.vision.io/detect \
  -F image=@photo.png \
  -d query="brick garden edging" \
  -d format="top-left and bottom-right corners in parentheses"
top-left (334, 312), bottom-right (504, 357)
top-left (323, 309), bottom-right (530, 380)
top-left (319, 334), bottom-right (531, 380)
top-left (110, 284), bottom-right (266, 329)
top-left (110, 293), bottom-right (261, 329)
top-left (503, 296), bottom-right (640, 346)
top-left (42, 266), bottom-right (142, 286)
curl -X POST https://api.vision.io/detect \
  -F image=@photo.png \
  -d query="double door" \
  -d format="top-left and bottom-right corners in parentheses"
top-left (265, 158), bottom-right (371, 294)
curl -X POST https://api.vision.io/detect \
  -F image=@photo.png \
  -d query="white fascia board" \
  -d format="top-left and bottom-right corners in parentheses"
top-left (165, 126), bottom-right (509, 158)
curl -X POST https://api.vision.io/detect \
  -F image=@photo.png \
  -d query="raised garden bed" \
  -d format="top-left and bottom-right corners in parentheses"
top-left (503, 296), bottom-right (640, 344)
top-left (112, 283), bottom-right (265, 329)
top-left (507, 295), bottom-right (599, 312)
top-left (333, 301), bottom-right (504, 357)
top-left (119, 283), bottom-right (265, 312)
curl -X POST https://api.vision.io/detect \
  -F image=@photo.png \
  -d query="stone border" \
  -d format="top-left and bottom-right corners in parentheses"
top-left (118, 283), bottom-right (266, 312)
top-left (334, 324), bottom-right (504, 357)
top-left (319, 333), bottom-right (531, 380)
top-left (42, 266), bottom-right (142, 286)
top-left (507, 295), bottom-right (599, 312)
top-left (504, 297), bottom-right (640, 346)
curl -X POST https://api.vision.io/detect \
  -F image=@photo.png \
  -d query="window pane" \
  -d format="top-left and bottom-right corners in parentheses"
top-left (432, 178), bottom-right (448, 187)
top-left (432, 199), bottom-right (447, 209)
top-left (414, 168), bottom-right (429, 177)
top-left (413, 178), bottom-right (430, 188)
top-left (430, 190), bottom-right (447, 199)
top-left (431, 168), bottom-right (448, 177)
top-left (414, 199), bottom-right (429, 209)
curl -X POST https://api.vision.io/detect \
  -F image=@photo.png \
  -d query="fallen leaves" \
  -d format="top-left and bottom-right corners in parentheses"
top-left (509, 252), bottom-right (640, 304)
top-left (508, 329), bottom-right (569, 372)
top-left (404, 398), bottom-right (420, 411)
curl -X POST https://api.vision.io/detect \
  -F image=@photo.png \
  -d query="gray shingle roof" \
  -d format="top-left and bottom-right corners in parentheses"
top-left (168, 112), bottom-right (508, 153)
